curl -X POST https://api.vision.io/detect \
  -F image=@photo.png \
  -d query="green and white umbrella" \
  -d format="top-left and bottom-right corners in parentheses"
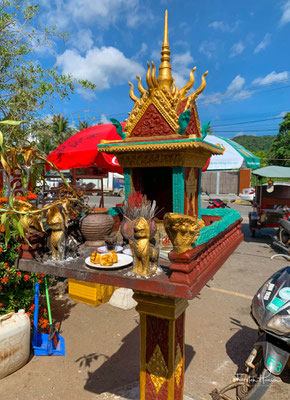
top-left (204, 135), bottom-right (260, 170)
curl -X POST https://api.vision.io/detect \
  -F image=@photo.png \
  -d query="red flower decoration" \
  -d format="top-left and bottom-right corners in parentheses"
top-left (23, 274), bottom-right (30, 281)
top-left (27, 192), bottom-right (37, 200)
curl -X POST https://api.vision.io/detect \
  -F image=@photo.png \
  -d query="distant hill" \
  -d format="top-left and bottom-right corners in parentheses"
top-left (231, 135), bottom-right (275, 153)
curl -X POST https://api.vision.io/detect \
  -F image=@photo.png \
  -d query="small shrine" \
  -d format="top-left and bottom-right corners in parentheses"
top-left (17, 10), bottom-right (243, 400)
top-left (98, 11), bottom-right (223, 220)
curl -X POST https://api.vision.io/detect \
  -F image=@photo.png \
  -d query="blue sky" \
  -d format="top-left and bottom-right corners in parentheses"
top-left (35, 0), bottom-right (290, 138)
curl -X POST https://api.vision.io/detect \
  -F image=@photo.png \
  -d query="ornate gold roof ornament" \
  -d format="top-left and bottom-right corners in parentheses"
top-left (99, 11), bottom-right (223, 164)
top-left (185, 71), bottom-right (208, 110)
top-left (123, 10), bottom-right (210, 138)
top-left (157, 9), bottom-right (173, 92)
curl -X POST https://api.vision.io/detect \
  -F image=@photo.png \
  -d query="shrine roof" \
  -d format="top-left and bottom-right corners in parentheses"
top-left (98, 137), bottom-right (223, 155)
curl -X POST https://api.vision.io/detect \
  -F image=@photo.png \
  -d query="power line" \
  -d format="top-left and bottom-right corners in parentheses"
top-left (209, 110), bottom-right (286, 123)
top-left (212, 116), bottom-right (282, 127)
top-left (214, 129), bottom-right (278, 133)
top-left (199, 82), bottom-right (290, 106)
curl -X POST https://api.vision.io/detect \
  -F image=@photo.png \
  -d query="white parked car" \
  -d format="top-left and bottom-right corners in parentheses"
top-left (240, 187), bottom-right (255, 202)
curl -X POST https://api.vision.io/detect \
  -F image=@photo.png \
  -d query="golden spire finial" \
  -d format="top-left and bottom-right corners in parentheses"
top-left (157, 10), bottom-right (173, 91)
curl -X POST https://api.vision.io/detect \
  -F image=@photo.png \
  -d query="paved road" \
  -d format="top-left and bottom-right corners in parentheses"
top-left (1, 203), bottom-right (289, 400)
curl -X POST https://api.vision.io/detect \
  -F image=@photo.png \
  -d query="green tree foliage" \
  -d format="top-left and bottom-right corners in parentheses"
top-left (0, 0), bottom-right (94, 146)
top-left (232, 135), bottom-right (275, 153)
top-left (77, 116), bottom-right (90, 131)
top-left (252, 150), bottom-right (269, 167)
top-left (51, 114), bottom-right (71, 144)
top-left (269, 112), bottom-right (290, 167)
top-left (33, 114), bottom-right (77, 154)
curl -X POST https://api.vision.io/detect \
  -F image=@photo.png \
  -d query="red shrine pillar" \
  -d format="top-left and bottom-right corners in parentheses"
top-left (133, 291), bottom-right (188, 400)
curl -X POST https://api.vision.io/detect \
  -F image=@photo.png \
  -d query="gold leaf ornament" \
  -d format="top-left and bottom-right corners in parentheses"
top-left (1, 152), bottom-right (11, 176)
top-left (147, 344), bottom-right (168, 394)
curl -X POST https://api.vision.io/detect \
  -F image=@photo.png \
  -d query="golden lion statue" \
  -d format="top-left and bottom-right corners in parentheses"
top-left (132, 217), bottom-right (155, 277)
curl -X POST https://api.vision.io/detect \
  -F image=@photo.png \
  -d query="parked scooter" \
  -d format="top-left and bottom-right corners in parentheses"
top-left (205, 191), bottom-right (231, 209)
top-left (210, 259), bottom-right (290, 400)
top-left (273, 210), bottom-right (290, 255)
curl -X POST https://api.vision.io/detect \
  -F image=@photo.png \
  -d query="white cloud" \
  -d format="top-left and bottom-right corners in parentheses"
top-left (69, 29), bottom-right (94, 52)
top-left (229, 41), bottom-right (245, 58)
top-left (252, 71), bottom-right (289, 86)
top-left (133, 43), bottom-right (148, 61)
top-left (172, 73), bottom-right (187, 88)
top-left (278, 111), bottom-right (287, 117)
top-left (226, 75), bottom-right (252, 101)
top-left (67, 0), bottom-right (139, 27)
top-left (38, 0), bottom-right (149, 30)
top-left (254, 33), bottom-right (271, 54)
top-left (179, 22), bottom-right (191, 36)
top-left (172, 51), bottom-right (194, 88)
top-left (227, 75), bottom-right (245, 92)
top-left (100, 114), bottom-right (110, 124)
top-left (231, 89), bottom-right (252, 101)
top-left (56, 46), bottom-right (145, 91)
top-left (199, 75), bottom-right (252, 105)
top-left (199, 40), bottom-right (216, 59)
top-left (151, 48), bottom-right (162, 61)
top-left (198, 92), bottom-right (223, 105)
top-left (208, 20), bottom-right (239, 32)
top-left (280, 1), bottom-right (290, 26)
top-left (76, 87), bottom-right (96, 101)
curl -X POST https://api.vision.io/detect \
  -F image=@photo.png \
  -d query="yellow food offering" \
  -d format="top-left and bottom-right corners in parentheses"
top-left (90, 251), bottom-right (100, 264)
top-left (110, 250), bottom-right (118, 263)
top-left (100, 253), bottom-right (114, 266)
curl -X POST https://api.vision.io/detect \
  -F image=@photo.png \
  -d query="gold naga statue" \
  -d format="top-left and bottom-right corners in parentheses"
top-left (14, 196), bottom-right (76, 260)
top-left (46, 198), bottom-right (76, 260)
top-left (164, 213), bottom-right (205, 254)
top-left (13, 199), bottom-right (45, 235)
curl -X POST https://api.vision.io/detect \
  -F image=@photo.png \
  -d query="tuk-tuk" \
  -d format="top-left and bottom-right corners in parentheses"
top-left (249, 166), bottom-right (290, 237)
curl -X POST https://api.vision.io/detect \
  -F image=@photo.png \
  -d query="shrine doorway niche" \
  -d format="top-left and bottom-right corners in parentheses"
top-left (131, 167), bottom-right (173, 219)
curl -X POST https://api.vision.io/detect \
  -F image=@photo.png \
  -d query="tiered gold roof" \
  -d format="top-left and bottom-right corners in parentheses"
top-left (98, 10), bottom-right (223, 165)
top-left (125, 10), bottom-right (208, 139)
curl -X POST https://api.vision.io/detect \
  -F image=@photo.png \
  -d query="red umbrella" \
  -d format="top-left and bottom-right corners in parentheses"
top-left (47, 122), bottom-right (125, 173)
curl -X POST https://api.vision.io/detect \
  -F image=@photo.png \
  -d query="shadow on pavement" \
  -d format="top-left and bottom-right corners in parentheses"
top-left (241, 222), bottom-right (276, 245)
top-left (225, 318), bottom-right (257, 373)
top-left (47, 282), bottom-right (77, 324)
top-left (80, 325), bottom-right (195, 399)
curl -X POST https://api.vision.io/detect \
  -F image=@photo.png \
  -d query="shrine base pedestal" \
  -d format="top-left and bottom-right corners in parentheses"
top-left (133, 292), bottom-right (188, 400)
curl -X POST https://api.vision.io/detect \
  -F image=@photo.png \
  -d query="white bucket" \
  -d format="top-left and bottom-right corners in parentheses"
top-left (0, 309), bottom-right (30, 379)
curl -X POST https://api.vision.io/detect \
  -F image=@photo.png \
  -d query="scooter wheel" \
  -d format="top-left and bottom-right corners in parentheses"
top-left (236, 347), bottom-right (273, 400)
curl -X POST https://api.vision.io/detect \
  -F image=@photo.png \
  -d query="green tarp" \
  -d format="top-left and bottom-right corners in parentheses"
top-left (252, 166), bottom-right (290, 178)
